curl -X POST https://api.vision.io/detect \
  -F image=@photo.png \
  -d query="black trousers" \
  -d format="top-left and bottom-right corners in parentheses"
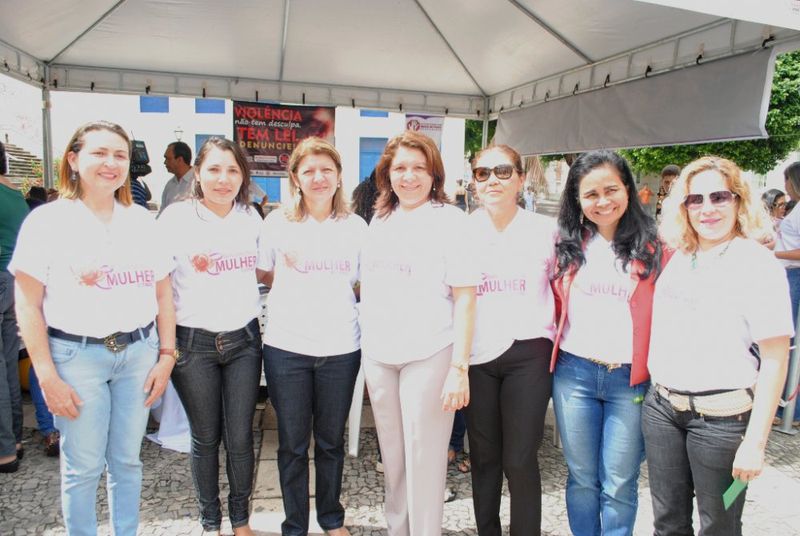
top-left (465, 338), bottom-right (553, 536)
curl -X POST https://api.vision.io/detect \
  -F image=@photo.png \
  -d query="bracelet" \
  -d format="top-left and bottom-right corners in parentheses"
top-left (450, 362), bottom-right (469, 372)
top-left (159, 348), bottom-right (181, 361)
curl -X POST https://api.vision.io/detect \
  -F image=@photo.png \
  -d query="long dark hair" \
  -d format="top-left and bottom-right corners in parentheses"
top-left (554, 150), bottom-right (661, 279)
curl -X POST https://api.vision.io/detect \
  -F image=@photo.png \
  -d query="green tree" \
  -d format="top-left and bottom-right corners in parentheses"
top-left (464, 119), bottom-right (496, 160)
top-left (621, 50), bottom-right (800, 175)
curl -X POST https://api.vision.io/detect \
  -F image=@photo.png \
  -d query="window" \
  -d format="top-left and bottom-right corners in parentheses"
top-left (360, 109), bottom-right (389, 118)
top-left (139, 96), bottom-right (169, 113)
top-left (252, 177), bottom-right (281, 203)
top-left (195, 98), bottom-right (225, 114)
top-left (359, 137), bottom-right (388, 182)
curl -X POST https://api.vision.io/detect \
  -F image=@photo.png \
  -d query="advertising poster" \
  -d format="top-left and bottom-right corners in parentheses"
top-left (405, 113), bottom-right (444, 148)
top-left (233, 101), bottom-right (335, 176)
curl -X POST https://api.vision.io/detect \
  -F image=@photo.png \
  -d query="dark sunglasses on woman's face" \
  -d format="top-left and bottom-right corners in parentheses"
top-left (683, 190), bottom-right (737, 210)
top-left (473, 165), bottom-right (515, 182)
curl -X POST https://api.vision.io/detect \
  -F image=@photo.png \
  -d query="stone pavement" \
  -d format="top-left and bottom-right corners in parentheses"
top-left (2, 396), bottom-right (800, 535)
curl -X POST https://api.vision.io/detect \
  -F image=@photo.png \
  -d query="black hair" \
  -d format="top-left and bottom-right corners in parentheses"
top-left (785, 161), bottom-right (800, 195)
top-left (762, 188), bottom-right (786, 211)
top-left (27, 186), bottom-right (47, 202)
top-left (554, 150), bottom-right (661, 280)
top-left (661, 164), bottom-right (681, 177)
top-left (169, 141), bottom-right (192, 166)
top-left (0, 141), bottom-right (6, 175)
top-left (351, 169), bottom-right (379, 223)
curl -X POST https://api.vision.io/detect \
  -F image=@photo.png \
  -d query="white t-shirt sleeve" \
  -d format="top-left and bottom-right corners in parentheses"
top-left (743, 244), bottom-right (794, 341)
top-left (258, 210), bottom-right (281, 271)
top-left (7, 207), bottom-right (52, 284)
top-left (443, 208), bottom-right (479, 288)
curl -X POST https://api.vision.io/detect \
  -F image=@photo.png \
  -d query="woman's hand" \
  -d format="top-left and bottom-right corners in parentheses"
top-left (441, 367), bottom-right (469, 412)
top-left (143, 356), bottom-right (175, 407)
top-left (732, 439), bottom-right (766, 482)
top-left (40, 375), bottom-right (83, 420)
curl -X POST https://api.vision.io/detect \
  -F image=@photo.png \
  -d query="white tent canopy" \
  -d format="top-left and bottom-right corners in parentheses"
top-left (1, 0), bottom-right (799, 160)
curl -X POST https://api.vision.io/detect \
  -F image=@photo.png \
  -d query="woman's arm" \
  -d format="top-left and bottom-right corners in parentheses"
top-left (775, 249), bottom-right (800, 260)
top-left (731, 335), bottom-right (790, 482)
top-left (15, 271), bottom-right (83, 419)
top-left (441, 285), bottom-right (476, 411)
top-left (143, 276), bottom-right (177, 407)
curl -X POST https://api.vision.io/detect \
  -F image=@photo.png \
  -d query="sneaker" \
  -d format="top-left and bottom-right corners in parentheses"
top-left (43, 431), bottom-right (60, 457)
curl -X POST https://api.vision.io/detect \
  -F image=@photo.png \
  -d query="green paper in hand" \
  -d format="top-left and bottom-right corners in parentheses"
top-left (723, 478), bottom-right (748, 510)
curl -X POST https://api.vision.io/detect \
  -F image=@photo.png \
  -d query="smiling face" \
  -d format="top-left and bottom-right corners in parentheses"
top-left (686, 169), bottom-right (738, 250)
top-left (197, 146), bottom-right (243, 214)
top-left (389, 145), bottom-right (433, 210)
top-left (578, 165), bottom-right (629, 239)
top-left (67, 129), bottom-right (130, 199)
top-left (473, 148), bottom-right (523, 213)
top-left (294, 152), bottom-right (340, 207)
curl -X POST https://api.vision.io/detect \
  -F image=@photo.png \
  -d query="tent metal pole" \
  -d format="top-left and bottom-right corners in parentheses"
top-left (775, 313), bottom-right (800, 435)
top-left (481, 98), bottom-right (489, 148)
top-left (41, 65), bottom-right (54, 189)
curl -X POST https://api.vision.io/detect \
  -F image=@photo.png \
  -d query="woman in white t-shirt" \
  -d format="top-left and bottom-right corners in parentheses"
top-left (360, 131), bottom-right (478, 536)
top-left (645, 156), bottom-right (792, 536)
top-left (466, 145), bottom-right (556, 536)
top-left (11, 121), bottom-right (176, 536)
top-left (551, 150), bottom-right (663, 536)
top-left (159, 137), bottom-right (264, 536)
top-left (261, 137), bottom-right (365, 536)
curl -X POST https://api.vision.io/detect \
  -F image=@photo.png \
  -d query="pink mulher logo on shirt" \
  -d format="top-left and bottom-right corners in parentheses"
top-left (191, 252), bottom-right (257, 275)
top-left (585, 282), bottom-right (630, 301)
top-left (476, 272), bottom-right (527, 296)
top-left (76, 266), bottom-right (155, 289)
top-left (366, 259), bottom-right (412, 276)
top-left (281, 250), bottom-right (351, 275)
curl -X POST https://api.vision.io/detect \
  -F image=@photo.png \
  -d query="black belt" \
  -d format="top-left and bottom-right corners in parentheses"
top-left (47, 321), bottom-right (154, 353)
top-left (176, 318), bottom-right (259, 354)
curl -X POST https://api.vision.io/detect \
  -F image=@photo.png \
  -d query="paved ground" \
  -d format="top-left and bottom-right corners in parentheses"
top-left (2, 395), bottom-right (800, 535)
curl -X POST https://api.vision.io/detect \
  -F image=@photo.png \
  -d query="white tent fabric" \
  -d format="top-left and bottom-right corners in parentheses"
top-left (1, 0), bottom-right (799, 152)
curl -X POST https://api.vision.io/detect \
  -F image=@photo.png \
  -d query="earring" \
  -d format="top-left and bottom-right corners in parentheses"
top-left (580, 213), bottom-right (584, 225)
top-left (70, 170), bottom-right (78, 181)
top-left (337, 183), bottom-right (341, 189)
top-left (432, 185), bottom-right (437, 192)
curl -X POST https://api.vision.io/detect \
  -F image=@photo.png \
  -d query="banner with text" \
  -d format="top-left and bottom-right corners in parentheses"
top-left (405, 113), bottom-right (444, 149)
top-left (233, 102), bottom-right (335, 175)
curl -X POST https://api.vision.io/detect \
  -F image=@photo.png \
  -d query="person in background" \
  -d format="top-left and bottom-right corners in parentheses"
top-left (25, 186), bottom-right (48, 211)
top-left (0, 139), bottom-right (28, 473)
top-left (160, 137), bottom-right (264, 536)
top-left (645, 156), bottom-right (791, 535)
top-left (638, 183), bottom-right (654, 217)
top-left (762, 188), bottom-right (787, 229)
top-left (20, 346), bottom-right (60, 456)
top-left (454, 179), bottom-right (468, 211)
top-left (552, 150), bottom-right (662, 536)
top-left (359, 131), bottom-right (478, 536)
top-left (261, 137), bottom-right (365, 536)
top-left (351, 169), bottom-right (379, 224)
top-left (655, 164), bottom-right (680, 221)
top-left (159, 141), bottom-right (194, 215)
top-left (130, 176), bottom-right (151, 209)
top-left (467, 144), bottom-right (556, 535)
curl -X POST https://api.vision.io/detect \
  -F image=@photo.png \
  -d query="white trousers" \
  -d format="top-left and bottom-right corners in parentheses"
top-left (363, 345), bottom-right (455, 536)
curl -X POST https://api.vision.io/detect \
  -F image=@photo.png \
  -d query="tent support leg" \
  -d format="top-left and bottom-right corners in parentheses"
top-left (41, 66), bottom-right (54, 189)
top-left (481, 97), bottom-right (489, 148)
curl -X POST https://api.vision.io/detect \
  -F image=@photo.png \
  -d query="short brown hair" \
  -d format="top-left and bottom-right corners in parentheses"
top-left (192, 137), bottom-right (252, 208)
top-left (58, 121), bottom-right (133, 206)
top-left (374, 131), bottom-right (449, 218)
top-left (659, 156), bottom-right (771, 252)
top-left (472, 144), bottom-right (524, 175)
top-left (284, 137), bottom-right (350, 222)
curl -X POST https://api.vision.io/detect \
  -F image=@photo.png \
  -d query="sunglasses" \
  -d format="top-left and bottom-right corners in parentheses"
top-left (683, 190), bottom-right (737, 210)
top-left (472, 165), bottom-right (515, 182)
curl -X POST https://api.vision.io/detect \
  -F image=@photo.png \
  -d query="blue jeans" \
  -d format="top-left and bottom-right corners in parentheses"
top-left (171, 319), bottom-right (262, 531)
top-left (0, 270), bottom-right (22, 458)
top-left (50, 328), bottom-right (158, 536)
top-left (263, 344), bottom-right (361, 536)
top-left (783, 268), bottom-right (800, 420)
top-left (553, 351), bottom-right (648, 536)
top-left (642, 386), bottom-right (749, 536)
top-left (29, 366), bottom-right (57, 435)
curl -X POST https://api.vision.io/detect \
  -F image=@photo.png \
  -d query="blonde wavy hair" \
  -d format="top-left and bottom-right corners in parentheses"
top-left (659, 156), bottom-right (773, 253)
top-left (284, 137), bottom-right (350, 222)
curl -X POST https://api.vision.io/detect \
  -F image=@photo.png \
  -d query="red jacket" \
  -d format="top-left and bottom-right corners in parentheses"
top-left (549, 249), bottom-right (672, 386)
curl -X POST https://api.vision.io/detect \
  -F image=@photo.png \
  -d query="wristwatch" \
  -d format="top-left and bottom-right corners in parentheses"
top-left (159, 348), bottom-right (181, 362)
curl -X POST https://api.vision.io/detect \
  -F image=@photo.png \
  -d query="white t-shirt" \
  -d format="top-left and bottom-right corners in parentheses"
top-left (778, 206), bottom-right (800, 268)
top-left (649, 237), bottom-right (794, 392)
top-left (9, 198), bottom-right (170, 337)
top-left (159, 200), bottom-right (265, 331)
top-left (559, 235), bottom-right (635, 364)
top-left (260, 210), bottom-right (366, 357)
top-left (360, 202), bottom-right (480, 364)
top-left (470, 208), bottom-right (557, 366)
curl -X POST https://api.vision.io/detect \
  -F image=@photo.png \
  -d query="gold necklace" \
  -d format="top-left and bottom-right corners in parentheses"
top-left (690, 238), bottom-right (734, 270)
